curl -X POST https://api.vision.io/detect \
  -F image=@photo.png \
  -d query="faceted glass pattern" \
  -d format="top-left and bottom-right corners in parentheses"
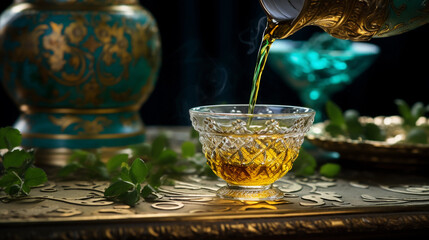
top-left (190, 105), bottom-right (315, 200)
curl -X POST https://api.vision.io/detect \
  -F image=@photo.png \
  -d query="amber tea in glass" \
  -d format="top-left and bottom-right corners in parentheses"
top-left (189, 4), bottom-right (315, 201)
top-left (190, 104), bottom-right (315, 200)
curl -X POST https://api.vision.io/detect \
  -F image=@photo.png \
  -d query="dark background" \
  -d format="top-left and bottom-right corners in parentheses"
top-left (1, 0), bottom-right (429, 127)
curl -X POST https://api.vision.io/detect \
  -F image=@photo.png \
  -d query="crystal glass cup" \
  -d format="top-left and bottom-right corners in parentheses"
top-left (189, 104), bottom-right (315, 200)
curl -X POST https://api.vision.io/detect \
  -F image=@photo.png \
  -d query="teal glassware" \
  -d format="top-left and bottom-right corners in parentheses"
top-left (269, 39), bottom-right (379, 122)
top-left (0, 0), bottom-right (161, 164)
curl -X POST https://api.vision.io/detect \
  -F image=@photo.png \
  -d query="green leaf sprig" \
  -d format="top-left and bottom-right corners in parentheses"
top-left (325, 101), bottom-right (386, 141)
top-left (395, 99), bottom-right (427, 127)
top-left (104, 158), bottom-right (148, 206)
top-left (104, 132), bottom-right (215, 206)
top-left (0, 127), bottom-right (47, 197)
top-left (395, 99), bottom-right (429, 144)
top-left (291, 148), bottom-right (341, 178)
top-left (324, 99), bottom-right (429, 144)
top-left (183, 129), bottom-right (216, 178)
top-left (58, 150), bottom-right (110, 180)
top-left (59, 130), bottom-right (214, 206)
top-left (291, 149), bottom-right (317, 177)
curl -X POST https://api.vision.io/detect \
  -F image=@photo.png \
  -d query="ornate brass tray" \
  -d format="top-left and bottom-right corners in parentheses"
top-left (2, 127), bottom-right (429, 239)
top-left (306, 116), bottom-right (429, 169)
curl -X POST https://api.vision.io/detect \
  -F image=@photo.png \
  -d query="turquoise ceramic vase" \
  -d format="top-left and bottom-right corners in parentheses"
top-left (0, 0), bottom-right (161, 164)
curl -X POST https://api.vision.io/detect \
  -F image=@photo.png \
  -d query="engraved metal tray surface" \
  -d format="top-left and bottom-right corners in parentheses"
top-left (2, 172), bottom-right (429, 239)
top-left (306, 116), bottom-right (429, 168)
top-left (2, 127), bottom-right (429, 239)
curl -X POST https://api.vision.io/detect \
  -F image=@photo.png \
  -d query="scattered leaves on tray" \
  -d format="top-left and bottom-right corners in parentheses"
top-left (0, 127), bottom-right (47, 198)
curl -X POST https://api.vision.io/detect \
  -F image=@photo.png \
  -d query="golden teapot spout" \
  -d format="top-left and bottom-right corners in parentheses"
top-left (259, 0), bottom-right (429, 41)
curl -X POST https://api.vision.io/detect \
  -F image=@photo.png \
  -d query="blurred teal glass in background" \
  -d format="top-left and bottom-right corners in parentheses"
top-left (269, 34), bottom-right (380, 122)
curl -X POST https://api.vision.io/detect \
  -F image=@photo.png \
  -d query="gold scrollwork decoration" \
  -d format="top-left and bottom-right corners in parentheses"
top-left (48, 115), bottom-right (112, 135)
top-left (7, 5), bottom-right (159, 107)
top-left (275, 0), bottom-right (392, 41)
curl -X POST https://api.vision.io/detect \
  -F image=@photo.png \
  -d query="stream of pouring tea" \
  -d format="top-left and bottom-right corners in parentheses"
top-left (247, 32), bottom-right (274, 115)
top-left (247, 20), bottom-right (294, 118)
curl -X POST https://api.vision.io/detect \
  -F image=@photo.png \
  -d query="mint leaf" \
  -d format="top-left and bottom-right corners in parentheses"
top-left (0, 171), bottom-right (20, 188)
top-left (104, 180), bottom-right (135, 198)
top-left (411, 102), bottom-right (425, 122)
top-left (363, 123), bottom-right (385, 141)
top-left (130, 143), bottom-right (151, 159)
top-left (141, 184), bottom-right (157, 198)
top-left (3, 150), bottom-right (32, 170)
top-left (325, 123), bottom-right (344, 137)
top-left (190, 128), bottom-right (199, 139)
top-left (69, 149), bottom-right (92, 162)
top-left (326, 101), bottom-right (345, 127)
top-left (395, 99), bottom-right (411, 119)
top-left (158, 149), bottom-right (178, 164)
top-left (24, 167), bottom-right (47, 187)
top-left (104, 159), bottom-right (149, 207)
top-left (395, 99), bottom-right (416, 126)
top-left (319, 163), bottom-right (341, 178)
top-left (5, 184), bottom-right (21, 196)
top-left (344, 110), bottom-right (363, 139)
top-left (292, 149), bottom-right (317, 176)
top-left (117, 188), bottom-right (140, 207)
top-left (146, 171), bottom-right (163, 189)
top-left (119, 162), bottom-right (132, 182)
top-left (406, 127), bottom-right (428, 144)
top-left (0, 127), bottom-right (47, 197)
top-left (21, 182), bottom-right (31, 195)
top-left (130, 158), bottom-right (148, 184)
top-left (104, 179), bottom-right (141, 207)
top-left (0, 127), bottom-right (22, 150)
top-left (151, 134), bottom-right (168, 158)
top-left (59, 150), bottom-right (109, 180)
top-left (57, 162), bottom-right (81, 178)
top-left (181, 141), bottom-right (196, 158)
top-left (106, 153), bottom-right (128, 172)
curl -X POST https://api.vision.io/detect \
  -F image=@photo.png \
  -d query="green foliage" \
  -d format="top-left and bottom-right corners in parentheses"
top-left (363, 123), bottom-right (385, 141)
top-left (326, 101), bottom-right (345, 128)
top-left (395, 99), bottom-right (429, 144)
top-left (104, 158), bottom-right (148, 207)
top-left (0, 127), bottom-right (47, 198)
top-left (324, 100), bottom-right (386, 141)
top-left (190, 128), bottom-right (199, 139)
top-left (292, 148), bottom-right (341, 178)
top-left (406, 127), bottom-right (428, 144)
top-left (150, 134), bottom-right (169, 159)
top-left (291, 149), bottom-right (317, 177)
top-left (394, 99), bottom-right (427, 127)
top-left (344, 109), bottom-right (363, 139)
top-left (319, 163), bottom-right (341, 178)
top-left (106, 153), bottom-right (128, 172)
top-left (58, 150), bottom-right (109, 180)
top-left (181, 141), bottom-right (196, 158)
top-left (0, 127), bottom-right (22, 151)
top-left (60, 129), bottom-right (215, 207)
top-left (325, 99), bottom-right (429, 144)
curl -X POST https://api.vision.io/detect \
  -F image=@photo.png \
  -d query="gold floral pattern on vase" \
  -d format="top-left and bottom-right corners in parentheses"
top-left (0, 0), bottom-right (161, 156)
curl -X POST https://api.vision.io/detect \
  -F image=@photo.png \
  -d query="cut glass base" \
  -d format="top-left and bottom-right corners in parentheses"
top-left (216, 184), bottom-right (284, 201)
